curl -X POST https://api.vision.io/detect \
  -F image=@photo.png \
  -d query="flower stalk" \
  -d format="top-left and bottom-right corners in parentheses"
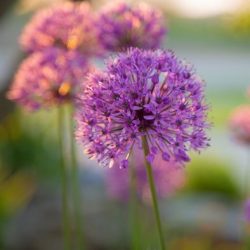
top-left (69, 105), bottom-right (85, 250)
top-left (142, 135), bottom-right (166, 250)
top-left (129, 158), bottom-right (141, 250)
top-left (58, 106), bottom-right (71, 250)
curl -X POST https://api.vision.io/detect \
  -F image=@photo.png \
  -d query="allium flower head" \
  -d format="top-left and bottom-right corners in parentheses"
top-left (245, 199), bottom-right (250, 222)
top-left (8, 48), bottom-right (89, 111)
top-left (106, 149), bottom-right (185, 202)
top-left (230, 105), bottom-right (250, 145)
top-left (20, 2), bottom-right (99, 56)
top-left (75, 48), bottom-right (209, 168)
top-left (97, 2), bottom-right (166, 52)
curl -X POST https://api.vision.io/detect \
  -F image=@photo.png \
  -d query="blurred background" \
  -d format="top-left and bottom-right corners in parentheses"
top-left (0, 0), bottom-right (250, 249)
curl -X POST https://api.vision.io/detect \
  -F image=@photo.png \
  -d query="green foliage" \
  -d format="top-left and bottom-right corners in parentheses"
top-left (168, 16), bottom-right (250, 48)
top-left (0, 109), bottom-right (60, 181)
top-left (184, 157), bottom-right (241, 200)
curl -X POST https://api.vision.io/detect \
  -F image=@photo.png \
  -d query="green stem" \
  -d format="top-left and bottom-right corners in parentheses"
top-left (142, 135), bottom-right (166, 250)
top-left (129, 159), bottom-right (140, 250)
top-left (69, 105), bottom-right (85, 250)
top-left (245, 147), bottom-right (250, 199)
top-left (58, 106), bottom-right (71, 250)
top-left (243, 148), bottom-right (250, 249)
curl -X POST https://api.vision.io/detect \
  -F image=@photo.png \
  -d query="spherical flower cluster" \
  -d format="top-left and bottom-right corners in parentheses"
top-left (229, 105), bottom-right (250, 145)
top-left (97, 2), bottom-right (166, 52)
top-left (245, 199), bottom-right (250, 222)
top-left (75, 48), bottom-right (209, 168)
top-left (8, 48), bottom-right (90, 111)
top-left (20, 2), bottom-right (99, 56)
top-left (106, 148), bottom-right (185, 202)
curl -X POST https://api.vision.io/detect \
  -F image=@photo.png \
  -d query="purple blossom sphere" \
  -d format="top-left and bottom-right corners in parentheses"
top-left (97, 2), bottom-right (166, 52)
top-left (75, 48), bottom-right (210, 168)
top-left (106, 149), bottom-right (185, 202)
top-left (20, 2), bottom-right (100, 56)
top-left (8, 48), bottom-right (90, 111)
top-left (229, 105), bottom-right (250, 145)
top-left (245, 199), bottom-right (250, 222)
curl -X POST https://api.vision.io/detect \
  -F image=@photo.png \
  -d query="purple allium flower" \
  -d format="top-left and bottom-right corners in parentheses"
top-left (20, 2), bottom-right (100, 56)
top-left (229, 105), bottom-right (250, 145)
top-left (75, 48), bottom-right (210, 168)
top-left (245, 199), bottom-right (250, 222)
top-left (7, 48), bottom-right (90, 111)
top-left (106, 148), bottom-right (185, 202)
top-left (97, 2), bottom-right (166, 52)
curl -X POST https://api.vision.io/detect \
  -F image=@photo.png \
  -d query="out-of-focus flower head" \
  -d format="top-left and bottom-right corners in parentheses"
top-left (97, 2), bottom-right (167, 52)
top-left (245, 199), bottom-right (250, 222)
top-left (7, 48), bottom-right (90, 111)
top-left (106, 148), bottom-right (185, 202)
top-left (229, 105), bottom-right (250, 146)
top-left (75, 48), bottom-right (210, 169)
top-left (20, 2), bottom-right (100, 56)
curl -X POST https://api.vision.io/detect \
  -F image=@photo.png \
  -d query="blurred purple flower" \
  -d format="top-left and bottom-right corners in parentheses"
top-left (97, 2), bottom-right (166, 52)
top-left (20, 2), bottom-right (100, 56)
top-left (7, 48), bottom-right (90, 111)
top-left (245, 199), bottom-right (250, 222)
top-left (75, 48), bottom-right (210, 168)
top-left (106, 149), bottom-right (185, 202)
top-left (230, 105), bottom-right (250, 146)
